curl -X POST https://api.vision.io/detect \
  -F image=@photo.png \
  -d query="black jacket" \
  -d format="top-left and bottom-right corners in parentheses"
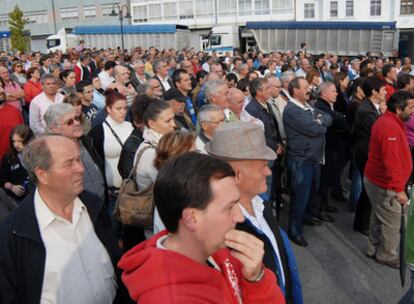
top-left (118, 128), bottom-right (144, 179)
top-left (236, 201), bottom-right (295, 304)
top-left (351, 98), bottom-right (381, 161)
top-left (245, 98), bottom-right (282, 150)
top-left (333, 89), bottom-right (351, 120)
top-left (0, 190), bottom-right (132, 304)
top-left (152, 74), bottom-right (174, 97)
top-left (314, 98), bottom-right (351, 149)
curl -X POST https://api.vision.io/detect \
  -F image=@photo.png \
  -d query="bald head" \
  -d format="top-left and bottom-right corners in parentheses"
top-left (114, 65), bottom-right (130, 84)
top-left (227, 88), bottom-right (245, 115)
top-left (228, 88), bottom-right (245, 101)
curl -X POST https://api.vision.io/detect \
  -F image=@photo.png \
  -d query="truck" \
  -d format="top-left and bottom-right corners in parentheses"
top-left (73, 24), bottom-right (190, 51)
top-left (46, 28), bottom-right (78, 53)
top-left (204, 21), bottom-right (398, 57)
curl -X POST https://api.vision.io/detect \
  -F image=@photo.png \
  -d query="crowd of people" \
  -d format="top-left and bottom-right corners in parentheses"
top-left (0, 43), bottom-right (414, 303)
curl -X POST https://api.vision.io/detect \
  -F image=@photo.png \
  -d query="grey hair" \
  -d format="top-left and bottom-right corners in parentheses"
top-left (41, 73), bottom-right (57, 85)
top-left (153, 59), bottom-right (166, 74)
top-left (237, 63), bottom-right (248, 74)
top-left (49, 64), bottom-right (61, 74)
top-left (44, 103), bottom-right (75, 133)
top-left (197, 104), bottom-right (222, 124)
top-left (133, 60), bottom-right (145, 67)
top-left (204, 79), bottom-right (226, 102)
top-left (22, 137), bottom-right (52, 185)
top-left (280, 71), bottom-right (295, 86)
top-left (319, 81), bottom-right (335, 95)
top-left (136, 82), bottom-right (151, 95)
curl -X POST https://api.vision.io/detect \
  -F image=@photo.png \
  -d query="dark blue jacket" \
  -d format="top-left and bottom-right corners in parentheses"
top-left (0, 190), bottom-right (132, 304)
top-left (283, 101), bottom-right (332, 163)
top-left (236, 200), bottom-right (303, 304)
top-left (245, 98), bottom-right (282, 150)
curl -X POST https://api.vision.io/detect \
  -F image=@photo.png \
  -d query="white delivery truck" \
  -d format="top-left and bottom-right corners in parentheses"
top-left (46, 28), bottom-right (78, 53)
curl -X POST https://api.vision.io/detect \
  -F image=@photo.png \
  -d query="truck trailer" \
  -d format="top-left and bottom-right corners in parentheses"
top-left (72, 24), bottom-right (190, 51)
top-left (204, 21), bottom-right (398, 57)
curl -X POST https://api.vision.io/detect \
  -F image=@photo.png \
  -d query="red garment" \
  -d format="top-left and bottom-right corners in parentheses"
top-left (0, 105), bottom-right (23, 162)
top-left (119, 230), bottom-right (285, 304)
top-left (384, 80), bottom-right (396, 102)
top-left (74, 62), bottom-right (92, 83)
top-left (23, 80), bottom-right (42, 104)
top-left (365, 111), bottom-right (412, 192)
top-left (192, 63), bottom-right (202, 76)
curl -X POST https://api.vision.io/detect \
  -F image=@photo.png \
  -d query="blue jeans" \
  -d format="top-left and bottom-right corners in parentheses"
top-left (287, 159), bottom-right (321, 237)
top-left (400, 270), bottom-right (414, 304)
top-left (348, 157), bottom-right (362, 212)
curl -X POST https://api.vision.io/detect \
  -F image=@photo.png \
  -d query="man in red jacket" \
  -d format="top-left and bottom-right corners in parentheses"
top-left (118, 152), bottom-right (284, 304)
top-left (382, 63), bottom-right (397, 102)
top-left (364, 90), bottom-right (414, 269)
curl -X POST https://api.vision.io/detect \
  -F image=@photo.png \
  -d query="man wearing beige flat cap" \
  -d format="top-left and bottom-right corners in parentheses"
top-left (205, 121), bottom-right (303, 304)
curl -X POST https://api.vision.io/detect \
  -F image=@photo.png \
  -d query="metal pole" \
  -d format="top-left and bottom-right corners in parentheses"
top-left (120, 13), bottom-right (124, 50)
top-left (51, 0), bottom-right (57, 33)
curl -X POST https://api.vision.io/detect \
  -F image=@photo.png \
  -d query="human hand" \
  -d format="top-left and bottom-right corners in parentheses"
top-left (224, 229), bottom-right (264, 281)
top-left (396, 191), bottom-right (409, 205)
top-left (11, 185), bottom-right (25, 197)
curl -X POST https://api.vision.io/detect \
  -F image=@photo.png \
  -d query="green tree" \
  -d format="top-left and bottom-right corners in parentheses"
top-left (8, 5), bottom-right (28, 52)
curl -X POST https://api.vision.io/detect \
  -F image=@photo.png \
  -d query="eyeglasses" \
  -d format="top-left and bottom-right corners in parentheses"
top-left (57, 115), bottom-right (82, 126)
top-left (16, 65), bottom-right (22, 68)
top-left (204, 119), bottom-right (225, 124)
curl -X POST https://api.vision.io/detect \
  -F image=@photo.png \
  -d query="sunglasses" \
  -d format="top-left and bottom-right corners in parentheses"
top-left (57, 115), bottom-right (82, 126)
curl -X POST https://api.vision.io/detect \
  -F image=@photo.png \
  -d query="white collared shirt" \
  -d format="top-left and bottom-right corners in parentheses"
top-left (34, 189), bottom-right (117, 304)
top-left (239, 196), bottom-right (285, 286)
top-left (157, 75), bottom-right (171, 91)
top-left (98, 71), bottom-right (115, 90)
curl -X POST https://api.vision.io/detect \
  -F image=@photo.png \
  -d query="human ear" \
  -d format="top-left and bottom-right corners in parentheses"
top-left (182, 208), bottom-right (198, 231)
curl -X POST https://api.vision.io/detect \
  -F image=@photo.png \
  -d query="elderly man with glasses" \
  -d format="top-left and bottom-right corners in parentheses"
top-left (44, 103), bottom-right (106, 204)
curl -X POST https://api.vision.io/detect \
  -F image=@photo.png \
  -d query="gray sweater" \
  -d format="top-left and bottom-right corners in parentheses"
top-left (283, 101), bottom-right (332, 163)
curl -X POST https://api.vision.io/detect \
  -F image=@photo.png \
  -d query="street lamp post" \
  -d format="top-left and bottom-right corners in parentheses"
top-left (109, 3), bottom-right (131, 51)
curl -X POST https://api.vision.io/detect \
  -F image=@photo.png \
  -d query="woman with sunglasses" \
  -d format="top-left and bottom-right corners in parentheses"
top-left (0, 125), bottom-right (34, 202)
top-left (88, 89), bottom-right (134, 214)
top-left (62, 93), bottom-right (91, 135)
top-left (10, 62), bottom-right (27, 88)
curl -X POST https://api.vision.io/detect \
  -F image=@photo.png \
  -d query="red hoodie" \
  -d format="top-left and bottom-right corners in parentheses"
top-left (118, 230), bottom-right (285, 304)
top-left (365, 111), bottom-right (412, 192)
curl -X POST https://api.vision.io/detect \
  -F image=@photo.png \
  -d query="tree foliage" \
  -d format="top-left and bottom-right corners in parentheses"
top-left (8, 5), bottom-right (28, 52)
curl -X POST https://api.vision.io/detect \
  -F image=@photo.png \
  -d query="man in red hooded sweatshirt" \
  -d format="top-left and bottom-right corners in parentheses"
top-left (365, 90), bottom-right (414, 269)
top-left (119, 152), bottom-right (285, 304)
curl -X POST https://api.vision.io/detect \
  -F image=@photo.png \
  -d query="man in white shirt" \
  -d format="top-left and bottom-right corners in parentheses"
top-left (0, 135), bottom-right (130, 304)
top-left (205, 121), bottom-right (304, 304)
top-left (152, 59), bottom-right (173, 98)
top-left (98, 60), bottom-right (116, 90)
top-left (29, 74), bottom-right (64, 136)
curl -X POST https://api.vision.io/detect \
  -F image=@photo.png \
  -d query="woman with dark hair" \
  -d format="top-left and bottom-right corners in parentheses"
top-left (23, 67), bottom-right (42, 105)
top-left (59, 69), bottom-right (77, 95)
top-left (10, 61), bottom-right (27, 88)
top-left (62, 93), bottom-right (91, 134)
top-left (306, 68), bottom-right (322, 104)
top-left (88, 89), bottom-right (134, 213)
top-left (226, 73), bottom-right (238, 88)
top-left (0, 125), bottom-right (34, 201)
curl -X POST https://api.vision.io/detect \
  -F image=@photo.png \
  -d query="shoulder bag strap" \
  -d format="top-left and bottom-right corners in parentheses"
top-left (127, 143), bottom-right (155, 180)
top-left (104, 121), bottom-right (124, 148)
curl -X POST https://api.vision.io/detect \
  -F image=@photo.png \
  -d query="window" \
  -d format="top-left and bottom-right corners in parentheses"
top-left (239, 0), bottom-right (252, 15)
top-left (330, 1), bottom-right (338, 17)
top-left (132, 5), bottom-right (148, 22)
top-left (255, 0), bottom-right (270, 15)
top-left (210, 35), bottom-right (221, 46)
top-left (179, 0), bottom-right (194, 19)
top-left (401, 0), bottom-right (414, 14)
top-left (0, 15), bottom-right (8, 27)
top-left (60, 7), bottom-right (79, 20)
top-left (148, 4), bottom-right (161, 21)
top-left (163, 2), bottom-right (177, 20)
top-left (272, 0), bottom-right (293, 14)
top-left (195, 0), bottom-right (213, 17)
top-left (25, 10), bottom-right (48, 24)
top-left (346, 0), bottom-right (354, 16)
top-left (83, 5), bottom-right (96, 18)
top-left (219, 0), bottom-right (237, 16)
top-left (370, 0), bottom-right (381, 16)
top-left (304, 3), bottom-right (315, 18)
top-left (101, 4), bottom-right (114, 17)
